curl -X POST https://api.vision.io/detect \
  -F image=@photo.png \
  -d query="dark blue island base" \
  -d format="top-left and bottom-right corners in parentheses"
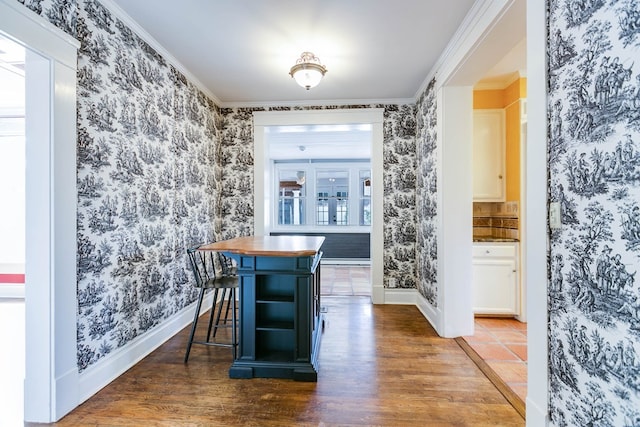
top-left (201, 236), bottom-right (325, 382)
top-left (229, 312), bottom-right (323, 382)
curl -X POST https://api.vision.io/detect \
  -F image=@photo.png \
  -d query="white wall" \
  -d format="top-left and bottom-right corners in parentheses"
top-left (437, 85), bottom-right (474, 337)
top-left (0, 42), bottom-right (25, 281)
top-left (525, 0), bottom-right (549, 424)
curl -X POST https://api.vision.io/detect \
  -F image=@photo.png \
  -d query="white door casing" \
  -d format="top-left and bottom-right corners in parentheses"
top-left (0, 0), bottom-right (79, 422)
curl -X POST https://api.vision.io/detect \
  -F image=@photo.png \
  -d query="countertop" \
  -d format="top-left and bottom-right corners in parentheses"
top-left (472, 237), bottom-right (519, 243)
top-left (199, 235), bottom-right (325, 257)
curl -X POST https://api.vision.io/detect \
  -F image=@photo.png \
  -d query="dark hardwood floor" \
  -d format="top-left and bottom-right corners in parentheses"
top-left (44, 296), bottom-right (524, 426)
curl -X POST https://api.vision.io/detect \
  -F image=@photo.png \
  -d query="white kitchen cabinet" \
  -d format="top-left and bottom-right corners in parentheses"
top-left (473, 109), bottom-right (505, 201)
top-left (472, 242), bottom-right (518, 315)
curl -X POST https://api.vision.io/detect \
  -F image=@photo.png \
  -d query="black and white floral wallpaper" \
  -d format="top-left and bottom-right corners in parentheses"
top-left (75, 0), bottom-right (222, 371)
top-left (548, 0), bottom-right (640, 424)
top-left (16, 0), bottom-right (77, 37)
top-left (14, 0), bottom-right (421, 372)
top-left (218, 107), bottom-right (259, 239)
top-left (415, 79), bottom-right (438, 306)
top-left (217, 104), bottom-right (417, 289)
top-left (14, 0), bottom-right (423, 376)
top-left (382, 104), bottom-right (417, 289)
top-left (15, 0), bottom-right (223, 371)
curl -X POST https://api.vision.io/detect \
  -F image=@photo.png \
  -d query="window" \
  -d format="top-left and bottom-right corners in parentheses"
top-left (277, 170), bottom-right (306, 225)
top-left (360, 170), bottom-right (371, 226)
top-left (316, 170), bottom-right (348, 226)
top-left (274, 162), bottom-right (370, 228)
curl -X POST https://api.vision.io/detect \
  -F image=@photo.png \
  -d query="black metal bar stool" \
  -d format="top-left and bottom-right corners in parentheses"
top-left (184, 245), bottom-right (238, 363)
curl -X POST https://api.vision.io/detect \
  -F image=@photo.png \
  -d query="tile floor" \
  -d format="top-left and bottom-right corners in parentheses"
top-left (320, 264), bottom-right (371, 296)
top-left (461, 317), bottom-right (528, 402)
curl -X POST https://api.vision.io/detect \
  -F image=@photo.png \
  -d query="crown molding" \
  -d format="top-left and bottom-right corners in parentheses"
top-left (99, 0), bottom-right (221, 106)
top-left (219, 97), bottom-right (415, 109)
top-left (414, 0), bottom-right (496, 96)
top-left (414, 0), bottom-right (516, 97)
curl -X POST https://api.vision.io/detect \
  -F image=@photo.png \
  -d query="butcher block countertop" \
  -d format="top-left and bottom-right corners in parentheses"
top-left (199, 235), bottom-right (325, 257)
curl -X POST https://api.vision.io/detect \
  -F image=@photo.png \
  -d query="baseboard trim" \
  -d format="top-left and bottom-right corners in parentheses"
top-left (526, 395), bottom-right (549, 426)
top-left (0, 284), bottom-right (25, 298)
top-left (55, 367), bottom-right (78, 420)
top-left (383, 288), bottom-right (417, 305)
top-left (415, 292), bottom-right (441, 334)
top-left (77, 293), bottom-right (212, 405)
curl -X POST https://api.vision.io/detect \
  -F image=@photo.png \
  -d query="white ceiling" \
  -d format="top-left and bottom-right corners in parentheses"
top-left (0, 2), bottom-right (526, 160)
top-left (105, 0), bottom-right (530, 160)
top-left (266, 124), bottom-right (372, 160)
top-left (107, 0), bottom-right (477, 105)
top-left (474, 37), bottom-right (527, 90)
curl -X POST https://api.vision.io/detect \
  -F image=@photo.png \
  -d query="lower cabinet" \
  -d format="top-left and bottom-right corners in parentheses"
top-left (229, 252), bottom-right (322, 381)
top-left (472, 242), bottom-right (519, 315)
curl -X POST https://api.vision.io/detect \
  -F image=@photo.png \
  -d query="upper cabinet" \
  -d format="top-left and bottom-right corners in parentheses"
top-left (473, 109), bottom-right (505, 201)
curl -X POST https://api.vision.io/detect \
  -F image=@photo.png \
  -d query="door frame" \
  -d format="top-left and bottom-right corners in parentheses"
top-left (0, 0), bottom-right (79, 422)
top-left (429, 0), bottom-right (549, 421)
top-left (253, 109), bottom-right (384, 303)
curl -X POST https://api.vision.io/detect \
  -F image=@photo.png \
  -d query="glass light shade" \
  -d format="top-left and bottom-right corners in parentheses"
top-left (289, 52), bottom-right (327, 90)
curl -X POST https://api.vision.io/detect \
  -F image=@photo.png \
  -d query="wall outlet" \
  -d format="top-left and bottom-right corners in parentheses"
top-left (549, 202), bottom-right (562, 229)
top-left (388, 278), bottom-right (397, 288)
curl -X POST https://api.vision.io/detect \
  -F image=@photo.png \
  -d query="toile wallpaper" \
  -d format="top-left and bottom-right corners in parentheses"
top-left (381, 104), bottom-right (418, 289)
top-left (15, 0), bottom-right (222, 371)
top-left (218, 107), bottom-right (260, 240)
top-left (18, 0), bottom-right (640, 420)
top-left (15, 0), bottom-right (418, 374)
top-left (218, 104), bottom-right (417, 289)
top-left (548, 0), bottom-right (640, 424)
top-left (16, 0), bottom-right (77, 37)
top-left (415, 79), bottom-right (438, 306)
top-left (75, 0), bottom-right (222, 370)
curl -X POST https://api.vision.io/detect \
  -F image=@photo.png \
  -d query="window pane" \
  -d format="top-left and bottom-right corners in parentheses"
top-left (316, 170), bottom-right (349, 226)
top-left (336, 197), bottom-right (348, 225)
top-left (278, 170), bottom-right (305, 225)
top-left (316, 194), bottom-right (329, 225)
top-left (360, 198), bottom-right (371, 226)
top-left (359, 170), bottom-right (371, 225)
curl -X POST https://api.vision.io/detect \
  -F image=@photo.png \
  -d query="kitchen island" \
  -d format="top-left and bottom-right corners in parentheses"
top-left (200, 235), bottom-right (324, 381)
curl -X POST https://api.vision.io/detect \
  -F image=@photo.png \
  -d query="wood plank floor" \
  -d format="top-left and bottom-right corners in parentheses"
top-left (42, 296), bottom-right (524, 426)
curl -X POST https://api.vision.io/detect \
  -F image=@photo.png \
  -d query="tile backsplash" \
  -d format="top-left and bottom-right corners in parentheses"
top-left (473, 201), bottom-right (519, 240)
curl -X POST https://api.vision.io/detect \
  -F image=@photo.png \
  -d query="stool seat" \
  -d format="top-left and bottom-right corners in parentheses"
top-left (203, 276), bottom-right (238, 289)
top-left (184, 245), bottom-right (239, 363)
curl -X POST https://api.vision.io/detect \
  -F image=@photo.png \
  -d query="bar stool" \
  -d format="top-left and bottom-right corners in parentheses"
top-left (184, 245), bottom-right (238, 363)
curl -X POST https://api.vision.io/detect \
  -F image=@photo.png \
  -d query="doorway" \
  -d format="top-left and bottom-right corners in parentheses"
top-left (253, 109), bottom-right (385, 303)
top-left (0, 35), bottom-right (25, 299)
top-left (436, 0), bottom-right (548, 419)
top-left (0, 2), bottom-right (79, 422)
top-left (321, 265), bottom-right (371, 297)
top-left (0, 34), bottom-right (26, 425)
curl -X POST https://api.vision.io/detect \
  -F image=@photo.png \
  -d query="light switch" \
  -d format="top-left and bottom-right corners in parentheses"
top-left (550, 202), bottom-right (561, 229)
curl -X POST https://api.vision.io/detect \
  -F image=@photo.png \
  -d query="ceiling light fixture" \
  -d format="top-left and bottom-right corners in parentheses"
top-left (289, 51), bottom-right (327, 90)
